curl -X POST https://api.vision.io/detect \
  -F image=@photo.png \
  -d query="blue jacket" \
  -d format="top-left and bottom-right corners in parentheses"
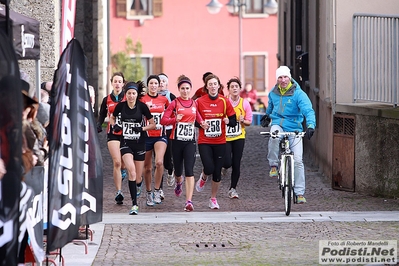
top-left (266, 80), bottom-right (316, 132)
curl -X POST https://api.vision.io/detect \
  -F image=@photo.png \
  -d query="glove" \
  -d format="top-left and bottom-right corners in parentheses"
top-left (155, 124), bottom-right (163, 130)
top-left (260, 114), bottom-right (271, 127)
top-left (112, 124), bottom-right (122, 133)
top-left (97, 123), bottom-right (103, 133)
top-left (132, 127), bottom-right (143, 133)
top-left (306, 128), bottom-right (315, 140)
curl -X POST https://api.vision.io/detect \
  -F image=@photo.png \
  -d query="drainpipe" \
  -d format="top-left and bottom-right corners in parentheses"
top-left (327, 0), bottom-right (337, 115)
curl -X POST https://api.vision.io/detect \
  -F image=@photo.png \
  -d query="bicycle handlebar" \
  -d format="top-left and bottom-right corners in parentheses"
top-left (260, 130), bottom-right (306, 138)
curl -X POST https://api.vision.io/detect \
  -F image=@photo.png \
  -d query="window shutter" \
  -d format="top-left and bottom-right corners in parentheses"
top-left (244, 56), bottom-right (255, 87)
top-left (244, 55), bottom-right (266, 91)
top-left (255, 55), bottom-right (265, 91)
top-left (153, 0), bottom-right (163, 17)
top-left (152, 57), bottom-right (163, 74)
top-left (116, 0), bottom-right (127, 17)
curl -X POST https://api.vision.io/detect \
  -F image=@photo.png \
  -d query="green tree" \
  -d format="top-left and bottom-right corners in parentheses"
top-left (111, 36), bottom-right (145, 82)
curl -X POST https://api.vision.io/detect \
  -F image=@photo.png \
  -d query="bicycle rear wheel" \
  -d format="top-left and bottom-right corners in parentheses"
top-left (284, 156), bottom-right (293, 216)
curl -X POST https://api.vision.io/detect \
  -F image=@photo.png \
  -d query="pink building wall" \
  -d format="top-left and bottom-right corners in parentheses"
top-left (109, 0), bottom-right (278, 102)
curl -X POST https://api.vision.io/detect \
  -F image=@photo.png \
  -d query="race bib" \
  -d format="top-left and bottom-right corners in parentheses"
top-left (152, 112), bottom-right (162, 128)
top-left (122, 122), bottom-right (141, 140)
top-left (204, 118), bottom-right (222, 138)
top-left (176, 122), bottom-right (195, 141)
top-left (226, 122), bottom-right (242, 137)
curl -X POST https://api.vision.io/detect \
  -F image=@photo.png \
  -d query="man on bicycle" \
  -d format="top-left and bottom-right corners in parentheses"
top-left (261, 66), bottom-right (316, 204)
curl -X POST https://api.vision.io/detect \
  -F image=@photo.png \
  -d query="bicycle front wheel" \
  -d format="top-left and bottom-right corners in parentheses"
top-left (284, 156), bottom-right (293, 216)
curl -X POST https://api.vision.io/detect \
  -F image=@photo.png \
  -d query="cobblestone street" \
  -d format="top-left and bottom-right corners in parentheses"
top-left (101, 126), bottom-right (399, 214)
top-left (91, 126), bottom-right (399, 265)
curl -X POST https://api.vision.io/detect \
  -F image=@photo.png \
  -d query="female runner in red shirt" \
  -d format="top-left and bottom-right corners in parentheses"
top-left (161, 75), bottom-right (203, 211)
top-left (97, 72), bottom-right (128, 204)
top-left (195, 74), bottom-right (237, 209)
top-left (140, 75), bottom-right (169, 206)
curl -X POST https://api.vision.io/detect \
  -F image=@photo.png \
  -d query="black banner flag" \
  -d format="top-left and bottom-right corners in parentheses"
top-left (0, 29), bottom-right (23, 266)
top-left (24, 166), bottom-right (45, 263)
top-left (46, 39), bottom-right (103, 252)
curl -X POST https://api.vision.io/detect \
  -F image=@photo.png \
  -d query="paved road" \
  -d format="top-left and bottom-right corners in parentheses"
top-left (101, 126), bottom-right (399, 214)
top-left (65, 126), bottom-right (399, 265)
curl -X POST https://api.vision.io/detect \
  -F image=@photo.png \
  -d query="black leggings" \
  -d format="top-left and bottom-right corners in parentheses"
top-left (172, 139), bottom-right (196, 177)
top-left (223, 139), bottom-right (245, 189)
top-left (164, 129), bottom-right (174, 175)
top-left (198, 143), bottom-right (226, 182)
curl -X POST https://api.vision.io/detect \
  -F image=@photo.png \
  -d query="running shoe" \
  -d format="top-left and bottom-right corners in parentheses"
top-left (121, 169), bottom-right (127, 181)
top-left (146, 192), bottom-right (155, 206)
top-left (159, 188), bottom-right (165, 200)
top-left (195, 173), bottom-right (207, 192)
top-left (184, 201), bottom-right (194, 212)
top-left (166, 172), bottom-right (175, 187)
top-left (115, 190), bottom-right (124, 205)
top-left (228, 188), bottom-right (239, 199)
top-left (153, 190), bottom-right (162, 204)
top-left (136, 183), bottom-right (142, 197)
top-left (174, 178), bottom-right (184, 197)
top-left (129, 205), bottom-right (139, 215)
top-left (297, 195), bottom-right (307, 204)
top-left (209, 198), bottom-right (219, 209)
top-left (269, 166), bottom-right (278, 178)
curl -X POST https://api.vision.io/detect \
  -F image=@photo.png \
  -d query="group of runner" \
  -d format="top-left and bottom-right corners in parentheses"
top-left (98, 71), bottom-right (253, 215)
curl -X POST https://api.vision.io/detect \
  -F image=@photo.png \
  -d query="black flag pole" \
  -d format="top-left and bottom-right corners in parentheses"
top-left (0, 0), bottom-right (11, 38)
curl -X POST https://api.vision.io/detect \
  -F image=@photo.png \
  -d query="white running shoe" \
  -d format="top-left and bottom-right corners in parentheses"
top-left (159, 188), bottom-right (165, 200)
top-left (153, 190), bottom-right (162, 204)
top-left (195, 173), bottom-right (207, 192)
top-left (146, 192), bottom-right (155, 206)
top-left (166, 172), bottom-right (175, 187)
top-left (209, 198), bottom-right (220, 209)
top-left (228, 188), bottom-right (239, 199)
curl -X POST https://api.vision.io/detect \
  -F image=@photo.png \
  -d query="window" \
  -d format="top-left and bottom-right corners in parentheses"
top-left (244, 54), bottom-right (268, 92)
top-left (245, 0), bottom-right (265, 14)
top-left (130, 0), bottom-right (149, 16)
top-left (152, 57), bottom-right (163, 75)
top-left (131, 55), bottom-right (163, 79)
top-left (116, 0), bottom-right (163, 20)
top-left (228, 1), bottom-right (270, 18)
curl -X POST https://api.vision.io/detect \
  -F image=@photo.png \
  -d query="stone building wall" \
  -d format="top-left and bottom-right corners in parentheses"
top-left (10, 0), bottom-right (104, 115)
top-left (354, 112), bottom-right (399, 197)
top-left (11, 0), bottom-right (60, 91)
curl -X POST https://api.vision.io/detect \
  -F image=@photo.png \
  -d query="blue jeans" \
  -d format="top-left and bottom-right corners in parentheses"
top-left (267, 125), bottom-right (305, 196)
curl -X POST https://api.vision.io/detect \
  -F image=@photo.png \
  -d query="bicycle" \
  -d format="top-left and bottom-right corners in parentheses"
top-left (260, 130), bottom-right (306, 216)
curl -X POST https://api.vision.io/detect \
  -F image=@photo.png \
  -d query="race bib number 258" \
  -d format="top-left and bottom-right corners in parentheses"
top-left (204, 118), bottom-right (222, 137)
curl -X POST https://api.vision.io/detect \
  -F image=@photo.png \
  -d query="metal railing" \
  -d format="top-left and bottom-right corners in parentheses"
top-left (353, 13), bottom-right (399, 107)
